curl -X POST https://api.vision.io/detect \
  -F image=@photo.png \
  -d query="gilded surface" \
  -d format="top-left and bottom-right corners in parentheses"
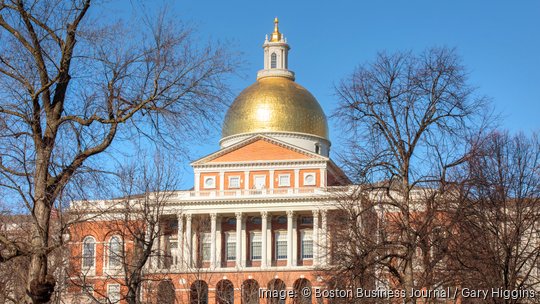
top-left (270, 17), bottom-right (282, 42)
top-left (222, 77), bottom-right (329, 139)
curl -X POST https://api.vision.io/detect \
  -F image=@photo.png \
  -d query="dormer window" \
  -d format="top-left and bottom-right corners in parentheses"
top-left (271, 53), bottom-right (277, 68)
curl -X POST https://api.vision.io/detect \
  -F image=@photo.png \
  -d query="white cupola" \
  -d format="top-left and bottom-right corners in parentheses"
top-left (256, 18), bottom-right (295, 81)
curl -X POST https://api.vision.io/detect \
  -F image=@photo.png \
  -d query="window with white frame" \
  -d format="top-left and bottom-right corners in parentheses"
top-left (303, 173), bottom-right (316, 186)
top-left (229, 176), bottom-right (240, 189)
top-left (278, 174), bottom-right (290, 187)
top-left (107, 284), bottom-right (121, 303)
top-left (225, 232), bottom-right (236, 261)
top-left (203, 176), bottom-right (216, 189)
top-left (301, 230), bottom-right (313, 259)
top-left (275, 231), bottom-right (287, 260)
top-left (82, 237), bottom-right (95, 268)
top-left (108, 236), bottom-right (122, 269)
top-left (201, 233), bottom-right (211, 261)
top-left (251, 232), bottom-right (262, 260)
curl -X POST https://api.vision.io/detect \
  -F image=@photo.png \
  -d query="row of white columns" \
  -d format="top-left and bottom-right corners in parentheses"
top-left (160, 210), bottom-right (328, 270)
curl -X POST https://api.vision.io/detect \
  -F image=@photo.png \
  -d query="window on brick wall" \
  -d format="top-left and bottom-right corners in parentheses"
top-left (301, 230), bottom-right (313, 259)
top-left (229, 176), bottom-right (240, 188)
top-left (251, 232), bottom-right (262, 260)
top-left (107, 284), bottom-right (121, 303)
top-left (108, 236), bottom-right (122, 269)
top-left (225, 232), bottom-right (236, 261)
top-left (201, 233), bottom-right (211, 261)
top-left (82, 236), bottom-right (95, 268)
top-left (275, 231), bottom-right (287, 260)
top-left (278, 174), bottom-right (290, 187)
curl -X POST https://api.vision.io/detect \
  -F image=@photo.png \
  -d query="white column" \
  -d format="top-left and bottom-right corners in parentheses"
top-left (319, 168), bottom-right (326, 187)
top-left (321, 210), bottom-right (328, 265)
top-left (210, 213), bottom-right (217, 269)
top-left (244, 172), bottom-right (250, 190)
top-left (292, 213), bottom-right (298, 266)
top-left (185, 214), bottom-right (192, 268)
top-left (267, 214), bottom-right (273, 267)
top-left (294, 169), bottom-right (300, 188)
top-left (235, 212), bottom-right (242, 268)
top-left (312, 210), bottom-right (319, 266)
top-left (176, 214), bottom-right (184, 269)
top-left (261, 211), bottom-right (268, 268)
top-left (241, 214), bottom-right (247, 267)
top-left (219, 172), bottom-right (224, 191)
top-left (216, 215), bottom-right (222, 268)
top-left (287, 210), bottom-right (294, 267)
top-left (158, 233), bottom-right (165, 269)
top-left (269, 170), bottom-right (275, 190)
top-left (145, 224), bottom-right (157, 270)
top-left (194, 172), bottom-right (200, 192)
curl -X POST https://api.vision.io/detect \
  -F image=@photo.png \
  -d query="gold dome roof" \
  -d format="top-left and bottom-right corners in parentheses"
top-left (222, 77), bottom-right (329, 140)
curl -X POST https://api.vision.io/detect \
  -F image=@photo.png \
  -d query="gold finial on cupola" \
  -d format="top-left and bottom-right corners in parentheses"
top-left (270, 17), bottom-right (282, 42)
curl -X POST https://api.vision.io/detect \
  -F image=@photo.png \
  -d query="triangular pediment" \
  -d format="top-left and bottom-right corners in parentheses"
top-left (192, 135), bottom-right (327, 165)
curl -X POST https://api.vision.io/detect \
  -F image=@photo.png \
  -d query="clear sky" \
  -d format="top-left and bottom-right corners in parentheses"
top-left (109, 0), bottom-right (540, 188)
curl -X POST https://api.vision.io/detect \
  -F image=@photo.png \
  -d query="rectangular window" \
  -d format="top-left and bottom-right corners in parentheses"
top-left (301, 230), bottom-right (313, 259)
top-left (107, 284), bottom-right (121, 303)
top-left (275, 231), bottom-right (287, 260)
top-left (201, 233), bottom-right (211, 261)
top-left (278, 174), bottom-right (290, 187)
top-left (251, 232), bottom-right (262, 260)
top-left (226, 233), bottom-right (236, 261)
top-left (229, 176), bottom-right (240, 189)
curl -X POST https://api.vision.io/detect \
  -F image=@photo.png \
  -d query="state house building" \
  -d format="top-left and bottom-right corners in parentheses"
top-left (67, 19), bottom-right (350, 304)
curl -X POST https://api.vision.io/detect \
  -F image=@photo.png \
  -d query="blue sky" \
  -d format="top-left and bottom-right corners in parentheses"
top-left (108, 1), bottom-right (540, 188)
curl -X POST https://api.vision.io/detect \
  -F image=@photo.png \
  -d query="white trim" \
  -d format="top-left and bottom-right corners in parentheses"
top-left (303, 172), bottom-right (316, 186)
top-left (228, 175), bottom-right (241, 189)
top-left (203, 176), bottom-right (216, 189)
top-left (278, 174), bottom-right (291, 187)
top-left (107, 283), bottom-right (121, 303)
top-left (81, 236), bottom-right (96, 275)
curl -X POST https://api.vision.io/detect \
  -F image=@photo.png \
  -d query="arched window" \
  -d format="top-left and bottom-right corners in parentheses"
top-left (108, 236), bottom-right (122, 268)
top-left (82, 237), bottom-right (95, 268)
top-left (271, 53), bottom-right (277, 69)
top-left (190, 280), bottom-right (208, 304)
top-left (241, 279), bottom-right (259, 304)
top-left (293, 279), bottom-right (312, 304)
top-left (216, 279), bottom-right (234, 304)
top-left (157, 280), bottom-right (176, 304)
top-left (267, 279), bottom-right (286, 304)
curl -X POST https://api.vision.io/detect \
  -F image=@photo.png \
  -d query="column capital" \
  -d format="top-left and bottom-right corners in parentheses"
top-left (235, 212), bottom-right (242, 219)
top-left (312, 209), bottom-right (320, 216)
top-left (185, 213), bottom-right (192, 220)
top-left (286, 210), bottom-right (294, 217)
top-left (210, 213), bottom-right (217, 220)
top-left (261, 211), bottom-right (268, 219)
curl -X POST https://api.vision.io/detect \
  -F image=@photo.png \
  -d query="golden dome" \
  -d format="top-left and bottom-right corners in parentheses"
top-left (222, 77), bottom-right (329, 140)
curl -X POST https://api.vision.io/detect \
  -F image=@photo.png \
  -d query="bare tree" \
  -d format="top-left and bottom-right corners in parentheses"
top-left (0, 0), bottom-right (235, 302)
top-left (331, 47), bottom-right (488, 303)
top-left (69, 153), bottom-right (180, 304)
top-left (451, 131), bottom-right (540, 304)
